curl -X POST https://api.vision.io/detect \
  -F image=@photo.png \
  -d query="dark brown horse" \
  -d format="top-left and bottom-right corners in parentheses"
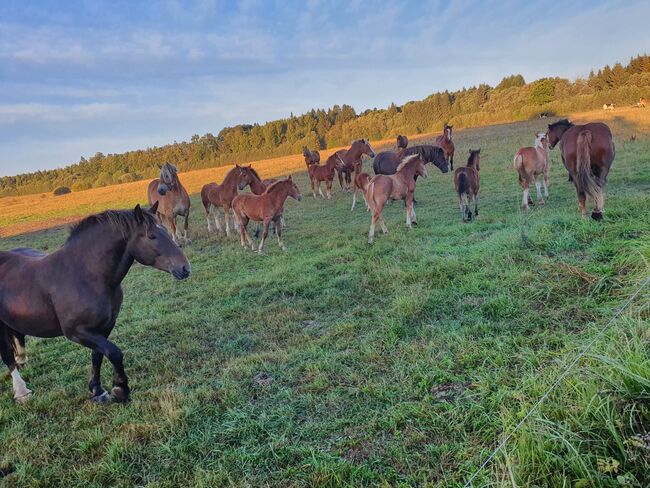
top-left (454, 149), bottom-right (481, 222)
top-left (0, 204), bottom-right (190, 404)
top-left (335, 139), bottom-right (376, 191)
top-left (373, 145), bottom-right (449, 176)
top-left (232, 177), bottom-right (302, 253)
top-left (547, 119), bottom-right (615, 220)
top-left (435, 124), bottom-right (455, 170)
top-left (396, 135), bottom-right (409, 150)
top-left (366, 154), bottom-right (428, 244)
top-left (201, 165), bottom-right (258, 236)
top-left (308, 153), bottom-right (344, 199)
top-left (303, 146), bottom-right (321, 167)
top-left (147, 163), bottom-right (191, 245)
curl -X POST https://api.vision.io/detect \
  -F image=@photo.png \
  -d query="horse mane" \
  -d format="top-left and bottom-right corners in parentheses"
top-left (67, 209), bottom-right (155, 243)
top-left (467, 150), bottom-right (480, 167)
top-left (396, 154), bottom-right (420, 172)
top-left (548, 118), bottom-right (573, 131)
top-left (248, 166), bottom-right (262, 181)
top-left (264, 178), bottom-right (288, 193)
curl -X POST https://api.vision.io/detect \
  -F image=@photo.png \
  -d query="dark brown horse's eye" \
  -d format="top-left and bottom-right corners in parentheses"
top-left (148, 233), bottom-right (157, 240)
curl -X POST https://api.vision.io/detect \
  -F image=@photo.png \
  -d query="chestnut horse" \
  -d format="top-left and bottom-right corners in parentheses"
top-left (0, 204), bottom-right (190, 404)
top-left (335, 139), bottom-right (376, 191)
top-left (308, 153), bottom-right (344, 199)
top-left (396, 135), bottom-right (409, 150)
top-left (201, 165), bottom-right (257, 236)
top-left (303, 146), bottom-right (321, 167)
top-left (435, 124), bottom-right (455, 170)
top-left (351, 161), bottom-right (372, 211)
top-left (232, 177), bottom-right (302, 253)
top-left (547, 119), bottom-right (615, 220)
top-left (373, 145), bottom-right (449, 176)
top-left (454, 149), bottom-right (481, 222)
top-left (514, 132), bottom-right (550, 209)
top-left (366, 154), bottom-right (428, 244)
top-left (147, 163), bottom-right (191, 245)
top-left (240, 167), bottom-right (285, 237)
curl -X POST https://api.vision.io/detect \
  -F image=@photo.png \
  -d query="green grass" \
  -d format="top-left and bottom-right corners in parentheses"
top-left (1, 118), bottom-right (649, 487)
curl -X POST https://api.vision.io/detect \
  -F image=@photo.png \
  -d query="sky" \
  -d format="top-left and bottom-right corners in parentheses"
top-left (1, 0), bottom-right (649, 177)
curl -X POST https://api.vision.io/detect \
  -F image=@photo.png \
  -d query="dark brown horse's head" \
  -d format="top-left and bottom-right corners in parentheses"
top-left (286, 175), bottom-right (302, 202)
top-left (303, 146), bottom-right (310, 157)
top-left (396, 135), bottom-right (408, 150)
top-left (129, 202), bottom-right (190, 280)
top-left (547, 119), bottom-right (573, 149)
top-left (157, 163), bottom-right (179, 195)
top-left (422, 146), bottom-right (449, 173)
top-left (354, 138), bottom-right (376, 158)
top-left (444, 124), bottom-right (453, 141)
top-left (467, 149), bottom-right (481, 170)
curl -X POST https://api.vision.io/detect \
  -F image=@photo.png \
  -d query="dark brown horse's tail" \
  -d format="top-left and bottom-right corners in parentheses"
top-left (457, 171), bottom-right (469, 198)
top-left (576, 130), bottom-right (599, 198)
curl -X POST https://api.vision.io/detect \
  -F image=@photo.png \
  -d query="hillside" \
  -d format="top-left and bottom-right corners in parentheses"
top-left (1, 54), bottom-right (649, 197)
top-left (1, 111), bottom-right (649, 486)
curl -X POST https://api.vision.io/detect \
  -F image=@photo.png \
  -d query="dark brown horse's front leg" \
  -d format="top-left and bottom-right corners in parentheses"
top-left (89, 350), bottom-right (109, 402)
top-left (69, 332), bottom-right (130, 403)
top-left (183, 211), bottom-right (191, 244)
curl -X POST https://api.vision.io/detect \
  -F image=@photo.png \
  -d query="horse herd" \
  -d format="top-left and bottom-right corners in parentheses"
top-left (0, 118), bottom-right (615, 404)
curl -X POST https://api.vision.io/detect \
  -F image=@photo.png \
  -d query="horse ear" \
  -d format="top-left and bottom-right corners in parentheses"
top-left (134, 204), bottom-right (144, 223)
top-left (149, 201), bottom-right (159, 214)
top-left (477, 149), bottom-right (481, 154)
top-left (288, 175), bottom-right (292, 180)
top-left (469, 149), bottom-right (472, 154)
top-left (248, 164), bottom-right (252, 168)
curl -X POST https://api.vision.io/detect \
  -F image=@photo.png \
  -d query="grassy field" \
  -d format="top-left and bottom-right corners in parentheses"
top-left (1, 110), bottom-right (649, 487)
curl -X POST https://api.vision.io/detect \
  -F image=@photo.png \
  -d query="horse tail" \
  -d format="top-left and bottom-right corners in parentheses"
top-left (513, 153), bottom-right (525, 184)
top-left (576, 130), bottom-right (599, 198)
top-left (457, 171), bottom-right (471, 220)
top-left (457, 171), bottom-right (468, 198)
top-left (366, 179), bottom-right (377, 212)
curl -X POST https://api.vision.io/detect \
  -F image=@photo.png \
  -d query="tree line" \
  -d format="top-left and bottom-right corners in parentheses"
top-left (2, 54), bottom-right (649, 197)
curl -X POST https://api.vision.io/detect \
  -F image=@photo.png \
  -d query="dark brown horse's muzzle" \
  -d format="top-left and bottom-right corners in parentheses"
top-left (171, 262), bottom-right (191, 280)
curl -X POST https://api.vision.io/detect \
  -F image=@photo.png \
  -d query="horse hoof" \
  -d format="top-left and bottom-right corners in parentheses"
top-left (15, 390), bottom-right (33, 404)
top-left (412, 221), bottom-right (418, 226)
top-left (538, 200), bottom-right (545, 206)
top-left (591, 211), bottom-right (603, 221)
top-left (91, 391), bottom-right (111, 404)
top-left (111, 386), bottom-right (130, 403)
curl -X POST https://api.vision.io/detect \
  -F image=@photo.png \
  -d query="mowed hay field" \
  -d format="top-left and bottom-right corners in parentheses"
top-left (1, 110), bottom-right (649, 487)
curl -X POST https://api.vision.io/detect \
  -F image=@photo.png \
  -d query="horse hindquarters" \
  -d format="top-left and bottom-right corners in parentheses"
top-left (456, 171), bottom-right (472, 221)
top-left (575, 130), bottom-right (603, 219)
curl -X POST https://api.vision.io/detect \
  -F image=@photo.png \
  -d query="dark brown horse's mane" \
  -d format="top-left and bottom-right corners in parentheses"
top-left (548, 118), bottom-right (573, 131)
top-left (67, 209), bottom-right (155, 242)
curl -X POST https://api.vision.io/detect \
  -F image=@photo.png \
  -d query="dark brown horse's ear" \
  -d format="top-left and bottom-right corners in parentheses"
top-left (469, 149), bottom-right (473, 154)
top-left (134, 204), bottom-right (144, 223)
top-left (149, 201), bottom-right (159, 214)
top-left (248, 164), bottom-right (252, 168)
top-left (477, 149), bottom-right (481, 153)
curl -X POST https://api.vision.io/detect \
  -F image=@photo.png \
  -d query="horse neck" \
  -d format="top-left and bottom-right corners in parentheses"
top-left (397, 162), bottom-right (418, 181)
top-left (267, 182), bottom-right (291, 206)
top-left (346, 144), bottom-right (363, 160)
top-left (249, 174), bottom-right (266, 195)
top-left (220, 169), bottom-right (241, 193)
top-left (63, 227), bottom-right (133, 288)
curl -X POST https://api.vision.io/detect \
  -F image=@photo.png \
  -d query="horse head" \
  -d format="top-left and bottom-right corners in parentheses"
top-left (468, 149), bottom-right (481, 171)
top-left (427, 146), bottom-right (449, 173)
top-left (157, 163), bottom-right (178, 195)
top-left (547, 119), bottom-right (573, 149)
top-left (354, 138), bottom-right (376, 158)
top-left (286, 176), bottom-right (302, 202)
top-left (534, 132), bottom-right (548, 150)
top-left (444, 124), bottom-right (453, 141)
top-left (129, 203), bottom-right (190, 280)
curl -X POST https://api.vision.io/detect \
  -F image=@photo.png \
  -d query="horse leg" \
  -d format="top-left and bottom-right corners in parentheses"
top-left (351, 189), bottom-right (357, 210)
top-left (577, 188), bottom-right (588, 218)
top-left (326, 180), bottom-right (332, 199)
top-left (275, 218), bottom-right (287, 251)
top-left (205, 204), bottom-right (212, 233)
top-left (311, 177), bottom-right (317, 199)
top-left (410, 201), bottom-right (418, 226)
top-left (168, 215), bottom-right (179, 245)
top-left (183, 212), bottom-right (191, 243)
top-left (474, 193), bottom-right (479, 217)
top-left (368, 212), bottom-right (378, 244)
top-left (318, 181), bottom-right (325, 199)
top-left (88, 350), bottom-right (109, 402)
top-left (213, 207), bottom-right (223, 235)
top-left (449, 154), bottom-right (454, 171)
top-left (535, 178), bottom-right (544, 205)
top-left (239, 216), bottom-right (250, 248)
top-left (224, 206), bottom-right (232, 237)
top-left (346, 171), bottom-right (352, 191)
top-left (522, 184), bottom-right (530, 210)
top-left (174, 217), bottom-right (182, 243)
top-left (12, 332), bottom-right (27, 368)
top-left (258, 219), bottom-right (271, 254)
top-left (67, 331), bottom-right (130, 403)
top-left (543, 171), bottom-right (549, 198)
top-left (1, 323), bottom-right (32, 403)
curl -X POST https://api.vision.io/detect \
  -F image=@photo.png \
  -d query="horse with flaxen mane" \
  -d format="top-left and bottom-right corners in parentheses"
top-left (0, 204), bottom-right (190, 404)
top-left (547, 118), bottom-right (615, 220)
top-left (396, 135), bottom-right (409, 150)
top-left (308, 153), bottom-right (344, 199)
top-left (435, 124), bottom-right (455, 170)
top-left (335, 139), bottom-right (376, 191)
top-left (147, 163), bottom-right (191, 245)
top-left (200, 165), bottom-right (258, 236)
top-left (454, 149), bottom-right (481, 222)
top-left (514, 132), bottom-right (550, 209)
top-left (232, 177), bottom-right (302, 253)
top-left (373, 145), bottom-right (449, 176)
top-left (303, 146), bottom-right (321, 167)
top-left (365, 154), bottom-right (428, 244)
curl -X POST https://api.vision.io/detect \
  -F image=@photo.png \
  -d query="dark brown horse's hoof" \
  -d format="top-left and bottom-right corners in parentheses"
top-left (591, 211), bottom-right (603, 221)
top-left (91, 391), bottom-right (111, 403)
top-left (111, 386), bottom-right (130, 403)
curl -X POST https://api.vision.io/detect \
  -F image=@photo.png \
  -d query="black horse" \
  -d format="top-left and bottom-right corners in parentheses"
top-left (0, 203), bottom-right (190, 404)
top-left (373, 145), bottom-right (449, 176)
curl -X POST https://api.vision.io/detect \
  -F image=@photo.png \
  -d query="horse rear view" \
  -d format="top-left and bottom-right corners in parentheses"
top-left (514, 132), bottom-right (550, 209)
top-left (454, 149), bottom-right (481, 222)
top-left (147, 163), bottom-right (191, 244)
top-left (547, 119), bottom-right (615, 220)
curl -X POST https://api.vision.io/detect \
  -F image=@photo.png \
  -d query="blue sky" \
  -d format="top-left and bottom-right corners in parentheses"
top-left (1, 0), bottom-right (648, 177)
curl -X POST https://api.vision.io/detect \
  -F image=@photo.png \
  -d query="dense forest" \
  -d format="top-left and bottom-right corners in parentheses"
top-left (2, 55), bottom-right (649, 197)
